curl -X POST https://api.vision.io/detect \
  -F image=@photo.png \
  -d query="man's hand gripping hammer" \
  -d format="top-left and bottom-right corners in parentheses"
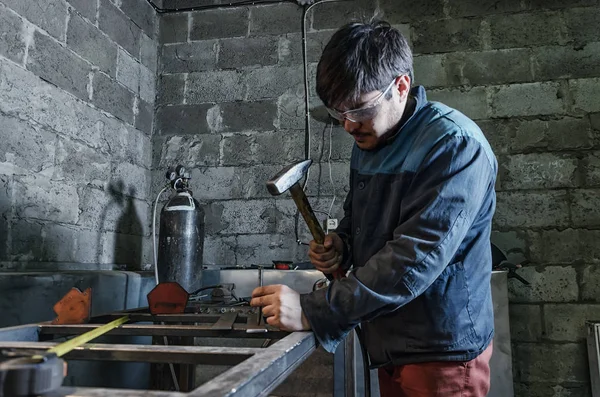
top-left (267, 159), bottom-right (345, 280)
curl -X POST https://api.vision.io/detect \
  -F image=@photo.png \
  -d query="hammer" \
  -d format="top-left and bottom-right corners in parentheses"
top-left (267, 159), bottom-right (345, 280)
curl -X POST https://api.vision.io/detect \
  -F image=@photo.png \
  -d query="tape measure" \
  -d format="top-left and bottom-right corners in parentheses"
top-left (0, 316), bottom-right (129, 396)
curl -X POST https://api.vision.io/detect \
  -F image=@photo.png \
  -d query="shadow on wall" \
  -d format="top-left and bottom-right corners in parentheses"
top-left (0, 179), bottom-right (145, 270)
top-left (95, 180), bottom-right (144, 270)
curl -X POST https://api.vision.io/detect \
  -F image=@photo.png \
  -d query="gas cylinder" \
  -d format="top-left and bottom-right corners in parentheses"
top-left (157, 167), bottom-right (205, 293)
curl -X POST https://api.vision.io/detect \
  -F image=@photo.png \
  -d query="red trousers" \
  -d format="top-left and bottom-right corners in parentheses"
top-left (378, 342), bottom-right (493, 397)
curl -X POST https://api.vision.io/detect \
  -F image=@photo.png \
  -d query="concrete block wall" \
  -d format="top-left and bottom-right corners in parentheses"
top-left (0, 0), bottom-right (159, 271)
top-left (155, 0), bottom-right (379, 267)
top-left (156, 0), bottom-right (600, 394)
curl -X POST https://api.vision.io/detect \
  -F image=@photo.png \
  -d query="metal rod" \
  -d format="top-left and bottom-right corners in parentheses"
top-left (39, 324), bottom-right (287, 339)
top-left (45, 386), bottom-right (186, 396)
top-left (94, 313), bottom-right (248, 324)
top-left (0, 342), bottom-right (257, 365)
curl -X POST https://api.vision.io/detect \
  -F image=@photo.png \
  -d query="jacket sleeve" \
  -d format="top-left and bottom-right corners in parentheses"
top-left (300, 135), bottom-right (497, 353)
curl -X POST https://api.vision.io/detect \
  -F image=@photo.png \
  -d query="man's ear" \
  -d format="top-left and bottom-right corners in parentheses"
top-left (395, 75), bottom-right (411, 101)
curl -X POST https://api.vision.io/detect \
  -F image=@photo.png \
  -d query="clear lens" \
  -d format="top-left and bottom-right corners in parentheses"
top-left (345, 106), bottom-right (380, 122)
top-left (326, 77), bottom-right (398, 123)
top-left (326, 104), bottom-right (380, 122)
top-left (326, 107), bottom-right (344, 121)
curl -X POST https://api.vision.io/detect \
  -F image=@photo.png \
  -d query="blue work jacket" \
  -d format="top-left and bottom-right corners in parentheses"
top-left (300, 86), bottom-right (497, 367)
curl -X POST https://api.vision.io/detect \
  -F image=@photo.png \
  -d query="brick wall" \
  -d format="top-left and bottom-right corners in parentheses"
top-left (0, 0), bottom-right (159, 270)
top-left (156, 0), bottom-right (600, 394)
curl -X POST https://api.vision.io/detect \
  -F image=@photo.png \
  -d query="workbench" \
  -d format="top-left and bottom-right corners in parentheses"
top-left (0, 269), bottom-right (354, 396)
top-left (0, 269), bottom-right (514, 396)
top-left (0, 320), bottom-right (317, 396)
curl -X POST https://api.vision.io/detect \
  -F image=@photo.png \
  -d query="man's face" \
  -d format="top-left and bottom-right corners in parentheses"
top-left (331, 76), bottom-right (411, 151)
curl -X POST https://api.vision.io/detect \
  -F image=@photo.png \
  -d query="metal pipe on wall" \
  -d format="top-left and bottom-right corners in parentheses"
top-left (145, 0), bottom-right (294, 13)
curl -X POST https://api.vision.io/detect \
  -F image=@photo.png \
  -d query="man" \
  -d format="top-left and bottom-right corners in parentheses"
top-left (251, 20), bottom-right (497, 397)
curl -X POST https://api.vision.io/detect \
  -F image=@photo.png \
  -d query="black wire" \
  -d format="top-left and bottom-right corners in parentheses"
top-left (230, 290), bottom-right (248, 303)
top-left (189, 284), bottom-right (222, 296)
top-left (145, 0), bottom-right (292, 13)
top-left (294, 3), bottom-right (312, 246)
top-left (301, 4), bottom-right (311, 161)
top-left (294, 0), bottom-right (347, 244)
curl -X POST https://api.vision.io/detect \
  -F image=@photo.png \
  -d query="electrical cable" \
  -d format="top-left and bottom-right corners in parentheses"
top-left (153, 184), bottom-right (170, 285)
top-left (294, 0), bottom-right (349, 246)
top-left (151, 184), bottom-right (180, 392)
top-left (293, 1), bottom-right (314, 246)
top-left (301, 0), bottom-right (352, 183)
top-left (189, 284), bottom-right (223, 297)
top-left (301, 3), bottom-right (312, 191)
top-left (327, 121), bottom-right (336, 218)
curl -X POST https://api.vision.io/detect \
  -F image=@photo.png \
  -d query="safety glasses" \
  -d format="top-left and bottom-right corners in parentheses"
top-left (326, 78), bottom-right (397, 123)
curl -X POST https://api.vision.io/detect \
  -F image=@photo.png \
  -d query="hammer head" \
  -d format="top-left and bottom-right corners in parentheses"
top-left (266, 159), bottom-right (312, 195)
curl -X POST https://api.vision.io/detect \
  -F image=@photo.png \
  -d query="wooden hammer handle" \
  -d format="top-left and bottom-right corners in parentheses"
top-left (289, 184), bottom-right (345, 280)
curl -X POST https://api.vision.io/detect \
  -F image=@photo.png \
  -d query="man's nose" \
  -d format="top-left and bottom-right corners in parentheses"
top-left (343, 118), bottom-right (361, 133)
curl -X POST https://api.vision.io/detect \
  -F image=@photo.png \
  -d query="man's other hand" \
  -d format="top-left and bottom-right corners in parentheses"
top-left (250, 285), bottom-right (311, 331)
top-left (308, 233), bottom-right (344, 274)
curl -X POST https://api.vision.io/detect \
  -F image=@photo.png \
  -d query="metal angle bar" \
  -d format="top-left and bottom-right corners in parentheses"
top-left (45, 386), bottom-right (186, 396)
top-left (0, 324), bottom-right (40, 341)
top-left (39, 324), bottom-right (288, 339)
top-left (211, 312), bottom-right (238, 330)
top-left (188, 332), bottom-right (316, 397)
top-left (0, 342), bottom-right (258, 365)
top-left (93, 313), bottom-right (244, 324)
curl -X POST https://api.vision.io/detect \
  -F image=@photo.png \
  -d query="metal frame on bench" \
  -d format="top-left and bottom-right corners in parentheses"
top-left (0, 308), bottom-right (318, 397)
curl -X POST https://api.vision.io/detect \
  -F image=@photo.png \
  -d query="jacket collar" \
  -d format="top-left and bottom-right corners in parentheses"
top-left (381, 85), bottom-right (428, 146)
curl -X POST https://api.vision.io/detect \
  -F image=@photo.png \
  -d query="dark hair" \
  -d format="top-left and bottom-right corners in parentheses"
top-left (316, 20), bottom-right (413, 109)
